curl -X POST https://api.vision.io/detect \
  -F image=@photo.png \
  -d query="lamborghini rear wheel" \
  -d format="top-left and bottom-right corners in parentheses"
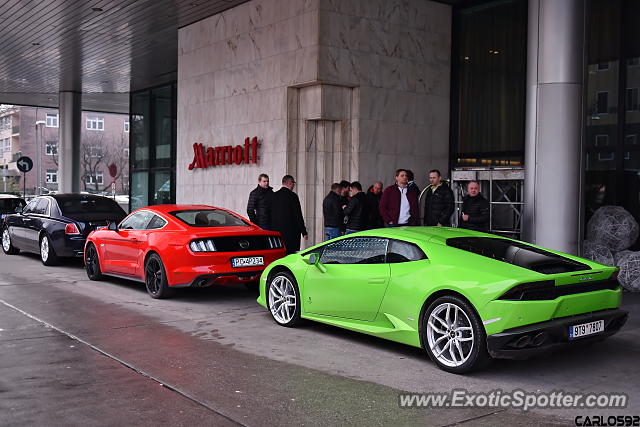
top-left (421, 295), bottom-right (490, 374)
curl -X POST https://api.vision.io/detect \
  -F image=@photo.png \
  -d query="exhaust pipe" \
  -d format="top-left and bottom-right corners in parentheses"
top-left (514, 335), bottom-right (531, 348)
top-left (532, 332), bottom-right (548, 347)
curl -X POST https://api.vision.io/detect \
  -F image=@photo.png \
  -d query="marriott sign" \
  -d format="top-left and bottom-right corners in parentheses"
top-left (188, 136), bottom-right (259, 170)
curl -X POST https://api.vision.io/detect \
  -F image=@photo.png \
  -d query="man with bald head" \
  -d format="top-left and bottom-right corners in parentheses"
top-left (459, 180), bottom-right (490, 232)
top-left (366, 181), bottom-right (384, 228)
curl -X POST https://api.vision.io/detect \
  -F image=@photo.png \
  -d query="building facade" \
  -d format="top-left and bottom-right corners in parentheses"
top-left (0, 106), bottom-right (130, 196)
top-left (174, 0), bottom-right (451, 244)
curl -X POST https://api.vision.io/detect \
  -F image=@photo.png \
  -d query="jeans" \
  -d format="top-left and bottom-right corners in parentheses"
top-left (345, 229), bottom-right (359, 235)
top-left (324, 226), bottom-right (341, 241)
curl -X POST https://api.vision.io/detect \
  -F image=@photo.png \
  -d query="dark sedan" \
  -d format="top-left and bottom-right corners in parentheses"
top-left (1, 194), bottom-right (127, 265)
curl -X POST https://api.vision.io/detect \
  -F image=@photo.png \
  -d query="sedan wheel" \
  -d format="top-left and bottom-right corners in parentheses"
top-left (85, 244), bottom-right (103, 280)
top-left (422, 295), bottom-right (490, 374)
top-left (1, 227), bottom-right (19, 255)
top-left (144, 253), bottom-right (173, 299)
top-left (267, 271), bottom-right (302, 327)
top-left (40, 234), bottom-right (59, 266)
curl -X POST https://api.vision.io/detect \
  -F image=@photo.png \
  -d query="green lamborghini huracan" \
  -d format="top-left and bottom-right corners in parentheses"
top-left (257, 227), bottom-right (627, 373)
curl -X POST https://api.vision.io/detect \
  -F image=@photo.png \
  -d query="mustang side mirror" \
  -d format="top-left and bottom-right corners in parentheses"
top-left (107, 221), bottom-right (118, 232)
top-left (304, 253), bottom-right (326, 273)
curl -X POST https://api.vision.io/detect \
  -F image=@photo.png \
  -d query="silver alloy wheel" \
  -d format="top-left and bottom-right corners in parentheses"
top-left (268, 275), bottom-right (297, 324)
top-left (40, 237), bottom-right (49, 262)
top-left (2, 229), bottom-right (10, 252)
top-left (426, 302), bottom-right (474, 368)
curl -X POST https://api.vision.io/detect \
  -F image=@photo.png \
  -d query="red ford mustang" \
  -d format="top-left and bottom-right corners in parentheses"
top-left (84, 204), bottom-right (286, 298)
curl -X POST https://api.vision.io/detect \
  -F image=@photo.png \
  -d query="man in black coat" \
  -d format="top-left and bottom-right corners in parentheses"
top-left (366, 181), bottom-right (384, 229)
top-left (246, 174), bottom-right (273, 229)
top-left (270, 175), bottom-right (308, 254)
top-left (343, 181), bottom-right (369, 234)
top-left (423, 169), bottom-right (454, 226)
top-left (322, 183), bottom-right (344, 240)
top-left (459, 181), bottom-right (490, 232)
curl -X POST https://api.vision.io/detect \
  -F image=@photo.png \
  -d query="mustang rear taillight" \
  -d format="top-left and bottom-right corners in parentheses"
top-left (267, 236), bottom-right (284, 249)
top-left (65, 223), bottom-right (80, 235)
top-left (190, 239), bottom-right (217, 253)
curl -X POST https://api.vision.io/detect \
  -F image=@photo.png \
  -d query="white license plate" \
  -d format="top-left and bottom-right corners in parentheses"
top-left (231, 256), bottom-right (264, 268)
top-left (569, 319), bottom-right (605, 339)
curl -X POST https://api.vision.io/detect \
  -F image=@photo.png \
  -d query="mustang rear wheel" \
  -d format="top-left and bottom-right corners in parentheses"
top-left (40, 234), bottom-right (59, 266)
top-left (144, 253), bottom-right (173, 299)
top-left (85, 243), bottom-right (103, 280)
top-left (267, 271), bottom-right (302, 327)
top-left (2, 227), bottom-right (19, 255)
top-left (422, 295), bottom-right (490, 374)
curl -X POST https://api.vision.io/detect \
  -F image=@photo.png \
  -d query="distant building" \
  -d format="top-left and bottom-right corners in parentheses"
top-left (0, 106), bottom-right (129, 195)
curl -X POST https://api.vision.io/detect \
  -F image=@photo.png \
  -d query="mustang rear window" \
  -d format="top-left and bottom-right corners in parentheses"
top-left (171, 209), bottom-right (248, 227)
top-left (446, 237), bottom-right (590, 274)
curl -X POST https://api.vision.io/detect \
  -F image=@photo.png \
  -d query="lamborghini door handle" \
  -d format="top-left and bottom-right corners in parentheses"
top-left (368, 278), bottom-right (386, 284)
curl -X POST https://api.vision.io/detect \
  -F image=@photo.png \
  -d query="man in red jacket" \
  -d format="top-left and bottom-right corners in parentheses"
top-left (379, 169), bottom-right (420, 226)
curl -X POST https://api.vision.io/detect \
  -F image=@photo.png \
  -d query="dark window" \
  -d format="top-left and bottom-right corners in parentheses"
top-left (146, 214), bottom-right (166, 230)
top-left (0, 198), bottom-right (25, 213)
top-left (58, 197), bottom-right (125, 218)
top-left (319, 237), bottom-right (388, 265)
top-left (32, 198), bottom-right (49, 215)
top-left (119, 211), bottom-right (154, 230)
top-left (446, 237), bottom-right (590, 274)
top-left (451, 0), bottom-right (527, 167)
top-left (170, 209), bottom-right (247, 227)
top-left (386, 240), bottom-right (427, 263)
top-left (626, 88), bottom-right (639, 111)
top-left (130, 83), bottom-right (176, 211)
top-left (22, 199), bottom-right (37, 214)
top-left (585, 0), bottom-right (640, 248)
top-left (597, 91), bottom-right (609, 114)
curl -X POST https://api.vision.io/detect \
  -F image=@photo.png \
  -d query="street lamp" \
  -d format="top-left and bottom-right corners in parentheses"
top-left (35, 120), bottom-right (45, 195)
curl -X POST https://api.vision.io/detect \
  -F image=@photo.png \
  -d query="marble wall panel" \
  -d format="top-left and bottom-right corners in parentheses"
top-left (177, 0), bottom-right (450, 242)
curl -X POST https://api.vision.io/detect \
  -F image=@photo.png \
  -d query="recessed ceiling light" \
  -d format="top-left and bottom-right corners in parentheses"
top-left (92, 7), bottom-right (103, 12)
top-left (31, 42), bottom-right (40, 46)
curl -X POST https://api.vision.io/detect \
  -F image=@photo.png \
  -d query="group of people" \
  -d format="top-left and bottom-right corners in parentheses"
top-left (246, 169), bottom-right (491, 253)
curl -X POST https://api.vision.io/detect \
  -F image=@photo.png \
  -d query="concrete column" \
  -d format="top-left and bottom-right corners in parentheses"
top-left (523, 0), bottom-right (585, 254)
top-left (58, 91), bottom-right (81, 193)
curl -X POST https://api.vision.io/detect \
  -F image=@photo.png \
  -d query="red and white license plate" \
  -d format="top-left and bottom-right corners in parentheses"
top-left (569, 319), bottom-right (604, 339)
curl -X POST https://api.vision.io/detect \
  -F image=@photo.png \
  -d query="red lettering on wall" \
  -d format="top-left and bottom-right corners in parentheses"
top-left (188, 137), bottom-right (260, 170)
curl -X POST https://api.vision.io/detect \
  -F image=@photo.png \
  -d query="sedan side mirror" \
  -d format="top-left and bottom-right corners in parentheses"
top-left (14, 205), bottom-right (23, 213)
top-left (107, 221), bottom-right (118, 231)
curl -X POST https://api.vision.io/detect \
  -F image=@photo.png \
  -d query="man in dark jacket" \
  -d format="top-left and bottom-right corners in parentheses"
top-left (459, 181), bottom-right (490, 232)
top-left (344, 181), bottom-right (369, 234)
top-left (246, 174), bottom-right (272, 229)
top-left (406, 170), bottom-right (420, 194)
top-left (322, 183), bottom-right (344, 240)
top-left (423, 169), bottom-right (454, 226)
top-left (366, 181), bottom-right (384, 229)
top-left (270, 175), bottom-right (308, 254)
top-left (379, 169), bottom-right (420, 226)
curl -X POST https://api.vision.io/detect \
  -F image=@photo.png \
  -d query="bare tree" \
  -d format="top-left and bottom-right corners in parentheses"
top-left (100, 131), bottom-right (129, 193)
top-left (80, 132), bottom-right (108, 192)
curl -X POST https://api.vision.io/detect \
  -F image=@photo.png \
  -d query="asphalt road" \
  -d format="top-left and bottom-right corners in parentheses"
top-left (0, 250), bottom-right (638, 426)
